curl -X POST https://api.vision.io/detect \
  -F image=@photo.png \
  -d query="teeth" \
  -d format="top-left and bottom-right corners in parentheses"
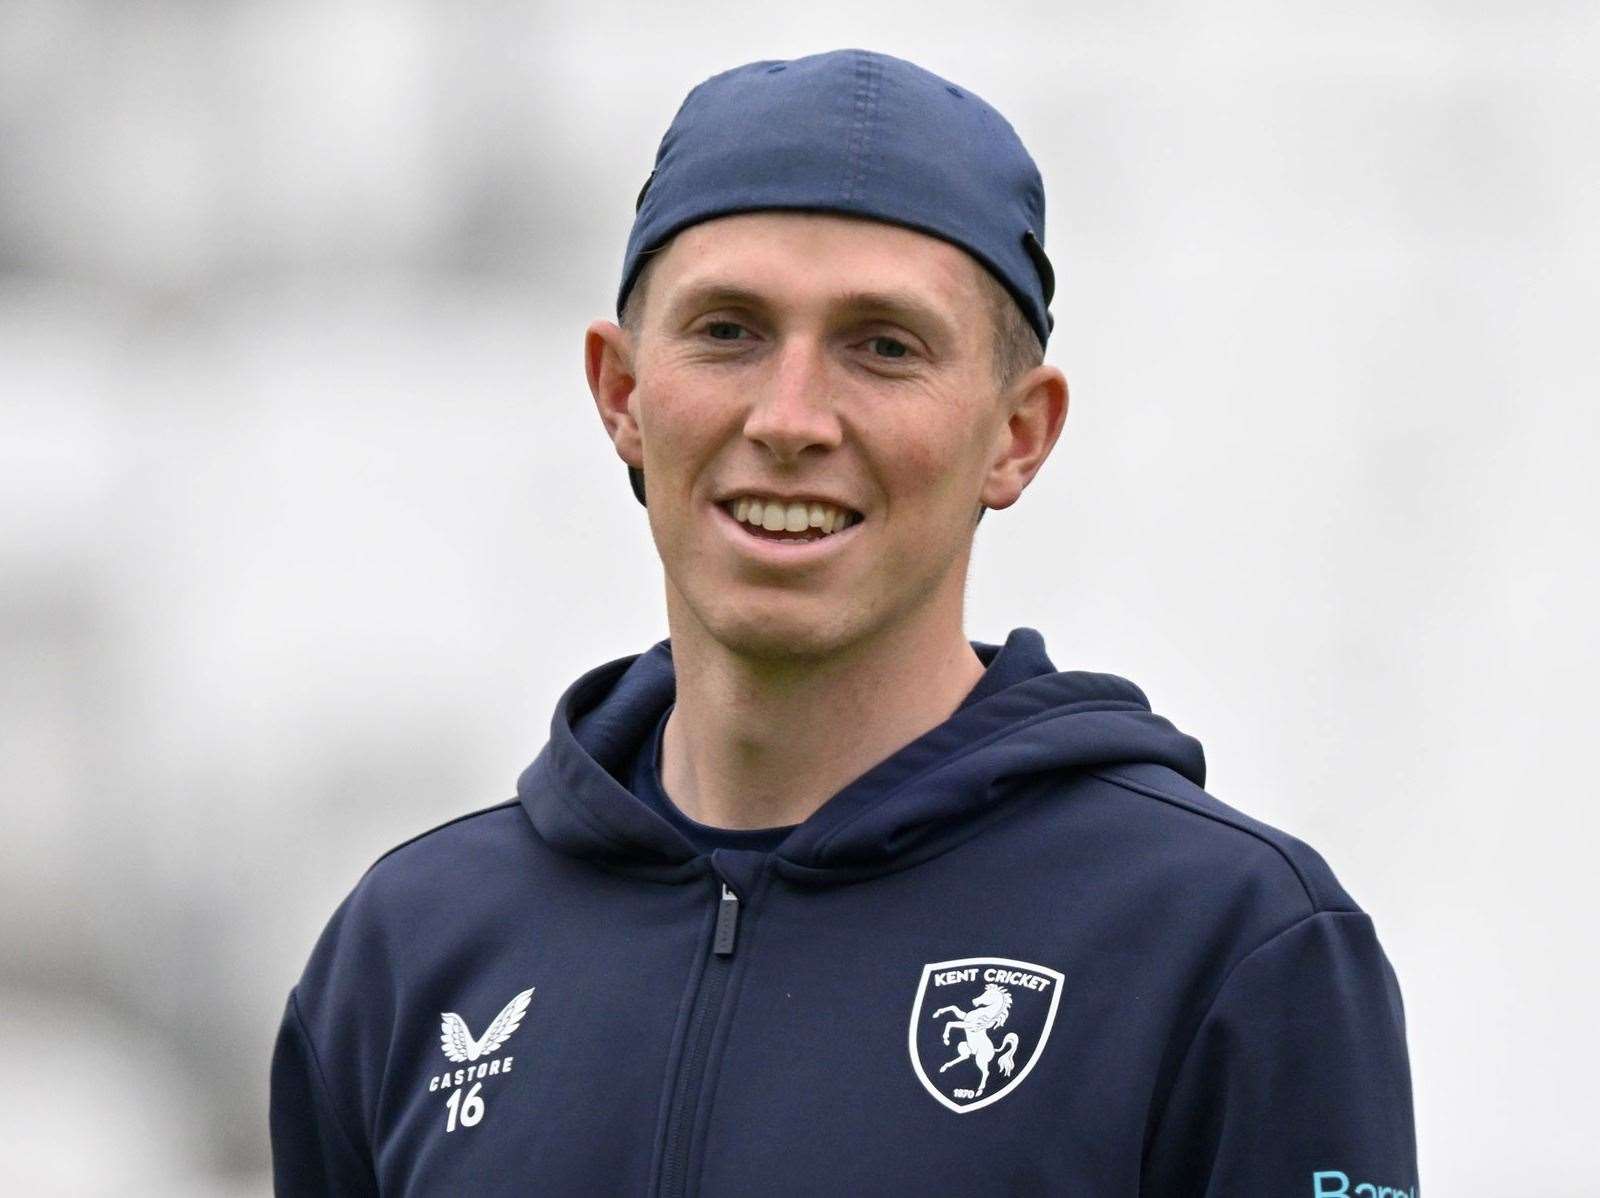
top-left (728, 496), bottom-right (858, 536)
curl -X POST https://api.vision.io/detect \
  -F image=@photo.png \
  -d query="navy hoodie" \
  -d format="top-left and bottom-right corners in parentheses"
top-left (270, 628), bottom-right (1419, 1196)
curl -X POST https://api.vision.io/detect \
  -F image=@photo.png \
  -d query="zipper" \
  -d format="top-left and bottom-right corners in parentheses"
top-left (712, 883), bottom-right (740, 956)
top-left (656, 873), bottom-right (744, 1197)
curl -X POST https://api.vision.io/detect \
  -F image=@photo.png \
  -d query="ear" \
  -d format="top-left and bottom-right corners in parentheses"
top-left (585, 319), bottom-right (644, 470)
top-left (978, 364), bottom-right (1069, 512)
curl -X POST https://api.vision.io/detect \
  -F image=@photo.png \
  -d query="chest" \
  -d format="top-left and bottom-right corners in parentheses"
top-left (368, 873), bottom-right (1188, 1197)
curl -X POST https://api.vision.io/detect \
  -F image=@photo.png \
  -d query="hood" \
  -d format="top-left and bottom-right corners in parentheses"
top-left (516, 628), bottom-right (1205, 883)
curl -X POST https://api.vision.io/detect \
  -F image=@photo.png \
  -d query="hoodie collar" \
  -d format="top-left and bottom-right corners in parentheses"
top-left (516, 628), bottom-right (1205, 883)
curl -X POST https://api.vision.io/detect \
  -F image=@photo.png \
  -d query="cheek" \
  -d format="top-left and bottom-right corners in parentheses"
top-left (870, 407), bottom-right (987, 503)
top-left (636, 371), bottom-right (732, 469)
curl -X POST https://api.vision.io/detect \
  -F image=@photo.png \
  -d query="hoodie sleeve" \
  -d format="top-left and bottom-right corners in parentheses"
top-left (1142, 910), bottom-right (1419, 1197)
top-left (269, 987), bottom-right (379, 1197)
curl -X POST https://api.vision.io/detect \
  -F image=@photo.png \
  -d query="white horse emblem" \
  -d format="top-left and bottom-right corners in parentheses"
top-left (908, 957), bottom-right (1064, 1113)
top-left (932, 983), bottom-right (1020, 1098)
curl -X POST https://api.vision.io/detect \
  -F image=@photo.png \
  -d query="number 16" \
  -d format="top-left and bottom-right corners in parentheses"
top-left (445, 1082), bottom-right (484, 1132)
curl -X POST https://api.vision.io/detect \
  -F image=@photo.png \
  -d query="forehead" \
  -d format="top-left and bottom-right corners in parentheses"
top-left (647, 211), bottom-right (990, 319)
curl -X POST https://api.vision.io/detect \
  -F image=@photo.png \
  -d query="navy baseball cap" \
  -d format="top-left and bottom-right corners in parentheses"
top-left (618, 47), bottom-right (1055, 350)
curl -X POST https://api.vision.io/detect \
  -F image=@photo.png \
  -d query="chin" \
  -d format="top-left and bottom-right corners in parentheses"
top-left (697, 601), bottom-right (864, 666)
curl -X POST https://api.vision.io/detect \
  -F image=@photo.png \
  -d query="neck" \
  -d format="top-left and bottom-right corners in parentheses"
top-left (657, 599), bottom-right (987, 832)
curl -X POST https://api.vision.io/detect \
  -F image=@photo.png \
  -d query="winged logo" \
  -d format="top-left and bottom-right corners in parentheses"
top-left (439, 986), bottom-right (535, 1064)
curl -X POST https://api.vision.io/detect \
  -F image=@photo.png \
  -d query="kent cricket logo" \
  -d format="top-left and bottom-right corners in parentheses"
top-left (908, 957), bottom-right (1064, 1113)
top-left (426, 986), bottom-right (533, 1133)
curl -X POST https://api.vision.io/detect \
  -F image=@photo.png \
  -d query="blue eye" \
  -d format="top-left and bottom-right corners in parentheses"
top-left (706, 321), bottom-right (745, 341)
top-left (871, 336), bottom-right (909, 359)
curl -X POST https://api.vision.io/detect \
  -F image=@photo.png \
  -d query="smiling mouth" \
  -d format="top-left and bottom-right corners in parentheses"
top-left (714, 500), bottom-right (866, 552)
top-left (738, 517), bottom-right (858, 543)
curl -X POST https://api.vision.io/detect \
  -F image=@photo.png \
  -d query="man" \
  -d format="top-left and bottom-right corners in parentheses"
top-left (271, 49), bottom-right (1418, 1195)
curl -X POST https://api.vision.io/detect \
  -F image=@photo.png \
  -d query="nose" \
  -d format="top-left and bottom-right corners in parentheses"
top-left (740, 336), bottom-right (842, 464)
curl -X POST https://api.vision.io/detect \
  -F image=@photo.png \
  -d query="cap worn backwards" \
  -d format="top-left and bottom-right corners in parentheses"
top-left (618, 48), bottom-right (1055, 351)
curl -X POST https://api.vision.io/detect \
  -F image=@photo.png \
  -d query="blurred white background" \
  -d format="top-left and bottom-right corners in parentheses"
top-left (2, 1), bottom-right (1595, 1192)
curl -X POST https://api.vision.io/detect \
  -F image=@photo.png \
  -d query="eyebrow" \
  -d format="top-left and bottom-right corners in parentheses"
top-left (663, 279), bottom-right (958, 347)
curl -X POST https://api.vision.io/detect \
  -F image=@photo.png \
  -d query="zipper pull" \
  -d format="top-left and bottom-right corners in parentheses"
top-left (713, 882), bottom-right (740, 957)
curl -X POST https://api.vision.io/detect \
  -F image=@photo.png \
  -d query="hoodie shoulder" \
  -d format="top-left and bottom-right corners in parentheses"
top-left (1090, 762), bottom-right (1360, 916)
top-left (294, 798), bottom-right (528, 993)
top-left (340, 797), bottom-right (539, 930)
top-left (366, 796), bottom-right (526, 876)
top-left (279, 797), bottom-right (531, 1166)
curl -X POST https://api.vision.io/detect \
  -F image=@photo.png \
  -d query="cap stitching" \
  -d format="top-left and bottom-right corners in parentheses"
top-left (841, 52), bottom-right (879, 204)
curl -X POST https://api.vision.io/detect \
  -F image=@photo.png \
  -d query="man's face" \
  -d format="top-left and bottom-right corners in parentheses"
top-left (595, 211), bottom-right (1029, 664)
